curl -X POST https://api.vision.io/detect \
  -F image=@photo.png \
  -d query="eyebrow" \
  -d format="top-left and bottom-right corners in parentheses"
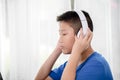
top-left (59, 29), bottom-right (66, 32)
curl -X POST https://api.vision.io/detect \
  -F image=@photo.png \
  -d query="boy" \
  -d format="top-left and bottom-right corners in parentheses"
top-left (35, 10), bottom-right (113, 80)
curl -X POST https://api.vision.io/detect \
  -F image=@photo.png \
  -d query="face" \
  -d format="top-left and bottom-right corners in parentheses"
top-left (59, 21), bottom-right (75, 54)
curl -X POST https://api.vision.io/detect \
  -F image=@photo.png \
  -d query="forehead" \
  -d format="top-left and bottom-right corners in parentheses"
top-left (59, 21), bottom-right (73, 31)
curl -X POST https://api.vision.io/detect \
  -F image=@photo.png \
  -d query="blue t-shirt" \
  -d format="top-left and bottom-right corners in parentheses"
top-left (49, 52), bottom-right (113, 80)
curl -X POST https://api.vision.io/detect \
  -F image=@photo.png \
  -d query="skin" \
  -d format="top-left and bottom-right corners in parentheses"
top-left (35, 21), bottom-right (93, 80)
top-left (59, 21), bottom-right (75, 54)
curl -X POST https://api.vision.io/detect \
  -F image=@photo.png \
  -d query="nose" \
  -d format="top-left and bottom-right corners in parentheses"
top-left (59, 37), bottom-right (63, 43)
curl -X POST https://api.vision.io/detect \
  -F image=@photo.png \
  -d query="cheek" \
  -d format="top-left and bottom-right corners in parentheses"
top-left (69, 37), bottom-right (75, 47)
top-left (62, 37), bottom-right (75, 54)
top-left (66, 36), bottom-right (75, 49)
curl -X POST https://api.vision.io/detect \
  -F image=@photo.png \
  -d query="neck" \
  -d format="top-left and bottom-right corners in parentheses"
top-left (79, 46), bottom-right (94, 64)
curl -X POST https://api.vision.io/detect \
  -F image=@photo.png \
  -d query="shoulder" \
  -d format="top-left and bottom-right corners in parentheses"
top-left (76, 52), bottom-right (113, 80)
top-left (82, 52), bottom-right (107, 74)
top-left (86, 52), bottom-right (109, 66)
top-left (84, 52), bottom-right (110, 74)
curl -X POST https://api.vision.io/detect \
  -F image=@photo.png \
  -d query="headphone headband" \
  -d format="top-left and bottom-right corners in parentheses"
top-left (75, 10), bottom-right (88, 35)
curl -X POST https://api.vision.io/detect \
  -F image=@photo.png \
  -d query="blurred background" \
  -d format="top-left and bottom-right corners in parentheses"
top-left (0, 0), bottom-right (120, 80)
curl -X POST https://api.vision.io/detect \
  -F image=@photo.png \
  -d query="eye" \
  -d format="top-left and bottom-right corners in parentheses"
top-left (62, 33), bottom-right (67, 36)
top-left (59, 32), bottom-right (67, 36)
top-left (62, 33), bottom-right (66, 36)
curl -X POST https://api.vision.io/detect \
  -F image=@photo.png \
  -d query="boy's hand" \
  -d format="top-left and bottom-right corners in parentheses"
top-left (35, 39), bottom-right (62, 80)
top-left (72, 28), bottom-right (93, 54)
top-left (54, 40), bottom-right (62, 54)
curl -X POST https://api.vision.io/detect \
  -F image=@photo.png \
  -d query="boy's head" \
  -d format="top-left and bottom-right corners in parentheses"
top-left (57, 10), bottom-right (93, 35)
top-left (57, 10), bottom-right (93, 54)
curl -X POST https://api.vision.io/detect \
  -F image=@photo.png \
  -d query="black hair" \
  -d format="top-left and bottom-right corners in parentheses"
top-left (57, 10), bottom-right (93, 34)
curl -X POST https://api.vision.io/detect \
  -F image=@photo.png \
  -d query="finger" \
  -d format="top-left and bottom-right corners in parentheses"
top-left (88, 32), bottom-right (93, 43)
top-left (79, 28), bottom-right (84, 39)
top-left (75, 35), bottom-right (78, 40)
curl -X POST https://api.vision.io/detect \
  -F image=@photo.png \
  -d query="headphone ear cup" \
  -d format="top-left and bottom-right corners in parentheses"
top-left (77, 30), bottom-right (80, 38)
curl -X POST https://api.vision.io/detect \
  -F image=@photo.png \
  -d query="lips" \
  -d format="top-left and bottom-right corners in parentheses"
top-left (60, 46), bottom-right (64, 49)
top-left (60, 45), bottom-right (66, 51)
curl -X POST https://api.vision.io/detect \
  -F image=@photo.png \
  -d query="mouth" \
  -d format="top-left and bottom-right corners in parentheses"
top-left (61, 46), bottom-right (67, 52)
top-left (60, 46), bottom-right (64, 49)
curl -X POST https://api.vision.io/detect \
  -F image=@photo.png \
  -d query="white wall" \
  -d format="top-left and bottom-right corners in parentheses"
top-left (0, 0), bottom-right (2, 72)
top-left (111, 0), bottom-right (120, 79)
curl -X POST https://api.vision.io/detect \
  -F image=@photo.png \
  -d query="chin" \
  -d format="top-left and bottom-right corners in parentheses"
top-left (62, 49), bottom-right (71, 54)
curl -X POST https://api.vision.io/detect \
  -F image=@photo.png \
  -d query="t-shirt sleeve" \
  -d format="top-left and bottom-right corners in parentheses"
top-left (49, 62), bottom-right (67, 80)
top-left (76, 60), bottom-right (106, 80)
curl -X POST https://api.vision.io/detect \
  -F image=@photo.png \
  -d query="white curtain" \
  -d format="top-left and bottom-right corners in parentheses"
top-left (0, 0), bottom-right (71, 80)
top-left (0, 0), bottom-right (120, 80)
top-left (0, 0), bottom-right (10, 79)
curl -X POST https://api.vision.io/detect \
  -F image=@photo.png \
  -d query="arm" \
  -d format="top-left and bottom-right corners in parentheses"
top-left (61, 28), bottom-right (93, 80)
top-left (35, 42), bottom-right (62, 80)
